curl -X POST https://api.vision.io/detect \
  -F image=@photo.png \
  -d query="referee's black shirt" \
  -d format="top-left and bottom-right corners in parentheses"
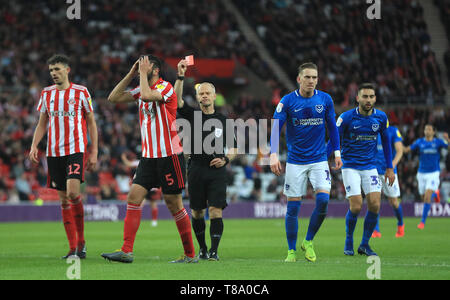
top-left (177, 103), bottom-right (234, 164)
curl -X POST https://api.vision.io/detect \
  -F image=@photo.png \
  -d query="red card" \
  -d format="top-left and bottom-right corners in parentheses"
top-left (185, 55), bottom-right (194, 66)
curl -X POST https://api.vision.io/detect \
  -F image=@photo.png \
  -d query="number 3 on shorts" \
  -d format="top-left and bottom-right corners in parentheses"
top-left (370, 176), bottom-right (379, 186)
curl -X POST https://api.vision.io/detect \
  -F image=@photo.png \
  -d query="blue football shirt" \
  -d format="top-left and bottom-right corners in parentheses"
top-left (410, 137), bottom-right (448, 173)
top-left (337, 107), bottom-right (391, 170)
top-left (272, 89), bottom-right (338, 165)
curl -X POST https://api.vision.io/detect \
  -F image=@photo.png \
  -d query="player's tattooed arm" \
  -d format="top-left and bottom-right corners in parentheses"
top-left (108, 60), bottom-right (139, 103)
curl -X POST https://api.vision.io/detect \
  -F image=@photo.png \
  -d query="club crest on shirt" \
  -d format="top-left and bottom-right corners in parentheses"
top-left (315, 105), bottom-right (324, 114)
top-left (68, 98), bottom-right (76, 105)
top-left (372, 124), bottom-right (379, 132)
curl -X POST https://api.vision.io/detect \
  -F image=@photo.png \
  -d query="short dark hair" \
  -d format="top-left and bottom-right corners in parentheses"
top-left (47, 54), bottom-right (70, 66)
top-left (425, 124), bottom-right (436, 131)
top-left (141, 54), bottom-right (162, 74)
top-left (358, 83), bottom-right (376, 93)
top-left (298, 62), bottom-right (318, 75)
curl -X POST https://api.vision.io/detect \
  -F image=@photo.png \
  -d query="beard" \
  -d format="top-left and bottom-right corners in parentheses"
top-left (362, 104), bottom-right (373, 112)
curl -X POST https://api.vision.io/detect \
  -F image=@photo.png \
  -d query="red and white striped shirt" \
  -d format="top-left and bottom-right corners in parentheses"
top-left (37, 83), bottom-right (94, 157)
top-left (130, 78), bottom-right (183, 159)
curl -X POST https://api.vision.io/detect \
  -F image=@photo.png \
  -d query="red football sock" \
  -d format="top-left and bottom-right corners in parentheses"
top-left (70, 196), bottom-right (85, 247)
top-left (61, 204), bottom-right (77, 251)
top-left (173, 208), bottom-right (195, 258)
top-left (122, 203), bottom-right (142, 253)
top-left (152, 206), bottom-right (158, 221)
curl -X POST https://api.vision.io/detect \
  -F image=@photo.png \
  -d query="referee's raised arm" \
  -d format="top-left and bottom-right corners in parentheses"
top-left (174, 59), bottom-right (187, 109)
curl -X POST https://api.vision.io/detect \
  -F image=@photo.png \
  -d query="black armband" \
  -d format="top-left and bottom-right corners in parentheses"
top-left (177, 76), bottom-right (185, 81)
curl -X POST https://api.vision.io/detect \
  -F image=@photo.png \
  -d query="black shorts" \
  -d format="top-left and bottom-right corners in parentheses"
top-left (187, 160), bottom-right (228, 211)
top-left (47, 153), bottom-right (85, 191)
top-left (133, 154), bottom-right (186, 195)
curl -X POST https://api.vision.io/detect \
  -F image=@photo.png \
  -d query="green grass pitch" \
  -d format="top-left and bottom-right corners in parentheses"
top-left (0, 217), bottom-right (449, 280)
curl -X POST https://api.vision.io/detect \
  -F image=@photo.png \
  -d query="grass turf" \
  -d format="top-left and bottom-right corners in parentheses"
top-left (0, 217), bottom-right (449, 280)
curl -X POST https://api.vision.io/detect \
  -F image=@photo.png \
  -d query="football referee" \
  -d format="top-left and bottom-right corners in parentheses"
top-left (174, 59), bottom-right (237, 261)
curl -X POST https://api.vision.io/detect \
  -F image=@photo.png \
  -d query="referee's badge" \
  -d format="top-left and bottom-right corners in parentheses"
top-left (215, 128), bottom-right (223, 138)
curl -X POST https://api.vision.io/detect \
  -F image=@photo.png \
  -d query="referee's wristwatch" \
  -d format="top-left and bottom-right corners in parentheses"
top-left (223, 156), bottom-right (230, 166)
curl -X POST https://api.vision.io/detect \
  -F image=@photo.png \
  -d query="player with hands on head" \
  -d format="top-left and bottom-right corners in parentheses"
top-left (102, 55), bottom-right (196, 264)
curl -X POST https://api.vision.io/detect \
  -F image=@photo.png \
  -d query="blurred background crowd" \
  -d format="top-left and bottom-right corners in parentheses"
top-left (0, 0), bottom-right (449, 204)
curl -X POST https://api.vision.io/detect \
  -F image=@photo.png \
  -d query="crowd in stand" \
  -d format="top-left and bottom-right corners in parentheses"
top-left (0, 0), bottom-right (449, 204)
top-left (435, 0), bottom-right (450, 84)
top-left (234, 0), bottom-right (447, 105)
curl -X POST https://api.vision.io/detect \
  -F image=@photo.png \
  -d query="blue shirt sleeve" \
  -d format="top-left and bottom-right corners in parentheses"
top-left (325, 95), bottom-right (340, 154)
top-left (270, 97), bottom-right (288, 154)
top-left (438, 138), bottom-right (449, 149)
top-left (410, 139), bottom-right (420, 151)
top-left (379, 115), bottom-right (393, 169)
top-left (393, 128), bottom-right (403, 144)
top-left (327, 112), bottom-right (345, 158)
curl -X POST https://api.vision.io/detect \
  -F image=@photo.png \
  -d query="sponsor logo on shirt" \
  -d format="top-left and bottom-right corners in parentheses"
top-left (293, 118), bottom-right (324, 126)
top-left (141, 107), bottom-right (155, 116)
top-left (49, 111), bottom-right (77, 117)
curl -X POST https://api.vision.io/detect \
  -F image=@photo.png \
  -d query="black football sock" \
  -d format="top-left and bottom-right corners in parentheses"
top-left (192, 217), bottom-right (207, 251)
top-left (210, 218), bottom-right (224, 253)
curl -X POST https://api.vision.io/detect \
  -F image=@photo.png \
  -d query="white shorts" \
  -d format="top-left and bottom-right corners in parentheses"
top-left (417, 172), bottom-right (440, 195)
top-left (379, 174), bottom-right (400, 198)
top-left (283, 161), bottom-right (331, 198)
top-left (342, 168), bottom-right (382, 198)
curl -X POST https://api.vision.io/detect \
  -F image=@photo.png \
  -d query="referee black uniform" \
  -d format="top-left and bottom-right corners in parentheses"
top-left (178, 103), bottom-right (232, 211)
top-left (175, 73), bottom-right (236, 261)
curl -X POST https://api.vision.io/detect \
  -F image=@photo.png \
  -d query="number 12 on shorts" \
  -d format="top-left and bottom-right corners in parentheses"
top-left (68, 163), bottom-right (81, 175)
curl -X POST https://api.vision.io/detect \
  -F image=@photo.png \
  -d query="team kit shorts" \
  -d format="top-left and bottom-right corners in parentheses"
top-left (341, 168), bottom-right (383, 198)
top-left (283, 161), bottom-right (332, 198)
top-left (379, 174), bottom-right (401, 198)
top-left (133, 153), bottom-right (186, 195)
top-left (416, 171), bottom-right (440, 195)
top-left (47, 153), bottom-right (85, 191)
top-left (187, 159), bottom-right (228, 211)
